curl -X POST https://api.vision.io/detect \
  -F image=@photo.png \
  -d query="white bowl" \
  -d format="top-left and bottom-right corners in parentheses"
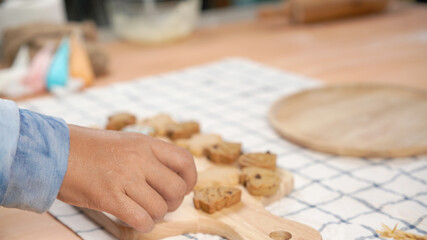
top-left (108, 0), bottom-right (201, 44)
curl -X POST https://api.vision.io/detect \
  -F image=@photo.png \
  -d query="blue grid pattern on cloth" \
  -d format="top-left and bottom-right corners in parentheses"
top-left (18, 58), bottom-right (427, 240)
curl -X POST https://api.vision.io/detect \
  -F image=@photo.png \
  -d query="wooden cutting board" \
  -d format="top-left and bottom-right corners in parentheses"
top-left (79, 156), bottom-right (322, 240)
top-left (268, 84), bottom-right (427, 158)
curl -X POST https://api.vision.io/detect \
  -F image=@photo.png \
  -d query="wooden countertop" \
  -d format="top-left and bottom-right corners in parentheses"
top-left (1, 3), bottom-right (427, 239)
top-left (96, 3), bottom-right (427, 90)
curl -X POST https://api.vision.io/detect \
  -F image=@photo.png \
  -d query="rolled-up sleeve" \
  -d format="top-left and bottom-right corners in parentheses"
top-left (0, 99), bottom-right (69, 213)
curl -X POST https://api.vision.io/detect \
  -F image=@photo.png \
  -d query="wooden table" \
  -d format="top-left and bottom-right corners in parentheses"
top-left (1, 3), bottom-right (426, 239)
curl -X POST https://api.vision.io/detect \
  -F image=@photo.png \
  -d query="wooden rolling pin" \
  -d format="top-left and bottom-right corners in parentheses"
top-left (259, 0), bottom-right (390, 23)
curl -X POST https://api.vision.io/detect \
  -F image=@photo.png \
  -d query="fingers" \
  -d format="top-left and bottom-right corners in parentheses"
top-left (125, 181), bottom-right (168, 222)
top-left (145, 161), bottom-right (188, 211)
top-left (150, 139), bottom-right (197, 194)
top-left (106, 194), bottom-right (154, 233)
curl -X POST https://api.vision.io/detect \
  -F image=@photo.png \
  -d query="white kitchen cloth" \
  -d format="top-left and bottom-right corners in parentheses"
top-left (18, 58), bottom-right (427, 240)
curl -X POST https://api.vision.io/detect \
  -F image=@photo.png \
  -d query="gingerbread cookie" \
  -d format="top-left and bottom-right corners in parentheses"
top-left (166, 121), bottom-right (200, 140)
top-left (193, 186), bottom-right (242, 214)
top-left (106, 113), bottom-right (136, 130)
top-left (205, 141), bottom-right (242, 164)
top-left (196, 167), bottom-right (241, 189)
top-left (239, 167), bottom-right (280, 196)
top-left (140, 114), bottom-right (176, 136)
top-left (238, 152), bottom-right (276, 170)
top-left (175, 133), bottom-right (222, 157)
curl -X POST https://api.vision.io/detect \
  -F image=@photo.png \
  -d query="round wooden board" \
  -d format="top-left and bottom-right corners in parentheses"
top-left (268, 84), bottom-right (427, 158)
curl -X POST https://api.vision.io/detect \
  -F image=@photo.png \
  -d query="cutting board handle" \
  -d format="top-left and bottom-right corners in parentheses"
top-left (81, 197), bottom-right (321, 240)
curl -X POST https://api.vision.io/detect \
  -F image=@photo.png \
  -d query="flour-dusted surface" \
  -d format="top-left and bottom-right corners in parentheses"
top-left (18, 58), bottom-right (427, 240)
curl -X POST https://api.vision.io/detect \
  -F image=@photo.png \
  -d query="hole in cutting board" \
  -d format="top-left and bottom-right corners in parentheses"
top-left (269, 230), bottom-right (292, 240)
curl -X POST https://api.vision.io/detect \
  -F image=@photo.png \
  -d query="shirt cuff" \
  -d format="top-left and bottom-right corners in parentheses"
top-left (1, 108), bottom-right (69, 213)
top-left (0, 99), bottom-right (20, 207)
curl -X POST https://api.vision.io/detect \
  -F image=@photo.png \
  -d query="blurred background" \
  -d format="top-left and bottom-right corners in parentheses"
top-left (0, 0), bottom-right (426, 99)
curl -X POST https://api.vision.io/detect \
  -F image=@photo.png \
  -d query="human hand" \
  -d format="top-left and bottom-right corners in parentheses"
top-left (58, 125), bottom-right (197, 232)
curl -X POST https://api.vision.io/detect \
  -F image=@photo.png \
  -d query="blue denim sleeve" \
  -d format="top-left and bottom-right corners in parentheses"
top-left (0, 99), bottom-right (69, 213)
